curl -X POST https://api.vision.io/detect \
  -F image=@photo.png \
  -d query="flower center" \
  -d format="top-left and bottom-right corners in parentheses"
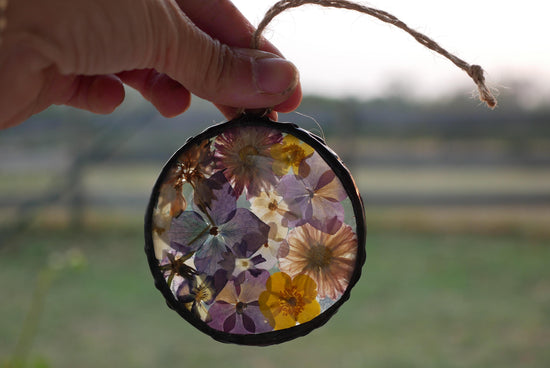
top-left (283, 144), bottom-right (306, 164)
top-left (209, 226), bottom-right (219, 236)
top-left (236, 301), bottom-right (247, 315)
top-left (238, 145), bottom-right (259, 166)
top-left (306, 244), bottom-right (333, 271)
top-left (279, 286), bottom-right (305, 318)
top-left (194, 284), bottom-right (212, 303)
top-left (268, 200), bottom-right (278, 211)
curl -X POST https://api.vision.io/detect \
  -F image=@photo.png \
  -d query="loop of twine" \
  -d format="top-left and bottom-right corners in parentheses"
top-left (252, 0), bottom-right (497, 109)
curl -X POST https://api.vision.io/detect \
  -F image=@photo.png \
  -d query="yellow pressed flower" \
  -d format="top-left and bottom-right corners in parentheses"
top-left (259, 272), bottom-right (321, 330)
top-left (271, 135), bottom-right (314, 176)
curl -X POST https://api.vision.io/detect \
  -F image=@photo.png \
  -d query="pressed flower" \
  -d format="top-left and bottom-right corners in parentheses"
top-left (208, 271), bottom-right (272, 334)
top-left (219, 240), bottom-right (268, 278)
top-left (271, 134), bottom-right (314, 176)
top-left (259, 272), bottom-right (321, 330)
top-left (279, 223), bottom-right (357, 300)
top-left (157, 139), bottom-right (214, 220)
top-left (250, 191), bottom-right (297, 241)
top-left (214, 126), bottom-right (282, 198)
top-left (276, 152), bottom-right (348, 234)
top-left (177, 274), bottom-right (216, 322)
top-left (169, 172), bottom-right (270, 275)
top-left (256, 239), bottom-right (283, 271)
top-left (159, 249), bottom-right (197, 288)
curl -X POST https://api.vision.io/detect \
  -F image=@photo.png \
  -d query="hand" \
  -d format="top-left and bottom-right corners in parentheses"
top-left (0, 0), bottom-right (302, 129)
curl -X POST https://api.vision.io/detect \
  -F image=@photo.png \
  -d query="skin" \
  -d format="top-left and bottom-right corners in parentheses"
top-left (0, 0), bottom-right (302, 129)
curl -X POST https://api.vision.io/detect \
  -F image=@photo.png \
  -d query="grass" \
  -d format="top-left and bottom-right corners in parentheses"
top-left (1, 226), bottom-right (549, 367)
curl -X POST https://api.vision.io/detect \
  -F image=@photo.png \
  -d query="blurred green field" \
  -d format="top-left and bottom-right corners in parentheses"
top-left (1, 227), bottom-right (549, 367)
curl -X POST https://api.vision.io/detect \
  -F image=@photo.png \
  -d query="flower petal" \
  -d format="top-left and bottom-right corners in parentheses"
top-left (169, 211), bottom-right (209, 251)
top-left (297, 299), bottom-right (321, 325)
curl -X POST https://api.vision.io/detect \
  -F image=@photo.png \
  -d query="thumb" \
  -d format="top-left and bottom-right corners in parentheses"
top-left (161, 18), bottom-right (299, 109)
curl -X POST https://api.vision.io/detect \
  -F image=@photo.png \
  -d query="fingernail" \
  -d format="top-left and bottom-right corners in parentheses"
top-left (253, 57), bottom-right (299, 95)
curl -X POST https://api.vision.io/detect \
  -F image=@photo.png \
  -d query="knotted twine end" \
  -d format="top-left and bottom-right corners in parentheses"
top-left (252, 0), bottom-right (497, 109)
top-left (467, 65), bottom-right (497, 109)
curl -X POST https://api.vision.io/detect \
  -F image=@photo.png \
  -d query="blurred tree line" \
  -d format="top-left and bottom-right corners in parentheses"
top-left (2, 85), bottom-right (548, 160)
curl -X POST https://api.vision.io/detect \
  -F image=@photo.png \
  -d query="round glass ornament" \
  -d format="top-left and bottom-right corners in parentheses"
top-left (144, 113), bottom-right (366, 345)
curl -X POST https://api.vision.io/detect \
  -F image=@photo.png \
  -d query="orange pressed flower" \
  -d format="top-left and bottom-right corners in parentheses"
top-left (279, 223), bottom-right (357, 300)
top-left (259, 272), bottom-right (320, 330)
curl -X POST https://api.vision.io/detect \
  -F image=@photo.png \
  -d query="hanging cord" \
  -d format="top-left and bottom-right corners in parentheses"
top-left (251, 0), bottom-right (497, 109)
top-left (0, 0), bottom-right (8, 46)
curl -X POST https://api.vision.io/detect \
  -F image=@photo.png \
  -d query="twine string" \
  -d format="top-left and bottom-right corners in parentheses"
top-left (252, 0), bottom-right (497, 109)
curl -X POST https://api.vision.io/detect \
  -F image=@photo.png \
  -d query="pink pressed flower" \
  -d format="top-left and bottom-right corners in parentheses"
top-left (214, 126), bottom-right (282, 198)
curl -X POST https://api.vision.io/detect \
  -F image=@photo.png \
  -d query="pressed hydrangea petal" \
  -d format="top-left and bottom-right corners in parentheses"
top-left (238, 270), bottom-right (270, 303)
top-left (199, 171), bottom-right (237, 225)
top-left (208, 302), bottom-right (236, 332)
top-left (215, 279), bottom-right (239, 304)
top-left (241, 313), bottom-right (256, 333)
top-left (315, 172), bottom-right (348, 202)
top-left (169, 212), bottom-right (210, 251)
top-left (244, 303), bottom-right (272, 333)
top-left (223, 313), bottom-right (237, 332)
top-left (220, 208), bottom-right (269, 256)
top-left (194, 236), bottom-right (228, 275)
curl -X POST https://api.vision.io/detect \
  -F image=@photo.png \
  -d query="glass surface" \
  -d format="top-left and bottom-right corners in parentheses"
top-left (146, 120), bottom-right (365, 343)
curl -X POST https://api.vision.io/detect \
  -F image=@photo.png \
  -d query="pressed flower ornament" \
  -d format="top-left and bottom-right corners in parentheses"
top-left (144, 0), bottom-right (496, 347)
top-left (145, 113), bottom-right (366, 345)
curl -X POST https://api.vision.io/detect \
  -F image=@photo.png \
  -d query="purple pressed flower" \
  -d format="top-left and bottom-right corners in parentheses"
top-left (214, 126), bottom-right (283, 199)
top-left (276, 153), bottom-right (348, 234)
top-left (169, 171), bottom-right (270, 275)
top-left (219, 240), bottom-right (268, 278)
top-left (207, 271), bottom-right (272, 334)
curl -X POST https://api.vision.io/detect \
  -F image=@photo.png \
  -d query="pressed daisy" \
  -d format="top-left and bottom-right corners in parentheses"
top-left (214, 126), bottom-right (282, 198)
top-left (279, 223), bottom-right (357, 300)
top-left (271, 135), bottom-right (314, 176)
top-left (259, 272), bottom-right (320, 330)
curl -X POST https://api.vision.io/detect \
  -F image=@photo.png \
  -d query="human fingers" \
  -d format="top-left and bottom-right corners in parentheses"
top-left (178, 0), bottom-right (302, 116)
top-left (63, 74), bottom-right (125, 114)
top-left (178, 0), bottom-right (281, 55)
top-left (117, 69), bottom-right (192, 118)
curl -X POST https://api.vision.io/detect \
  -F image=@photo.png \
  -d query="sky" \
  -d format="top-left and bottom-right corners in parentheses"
top-left (232, 0), bottom-right (550, 104)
